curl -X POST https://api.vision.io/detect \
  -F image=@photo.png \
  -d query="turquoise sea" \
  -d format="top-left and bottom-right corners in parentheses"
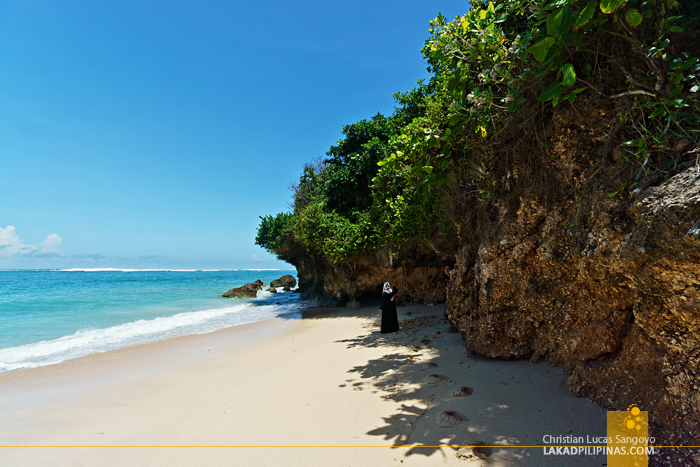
top-left (0, 269), bottom-right (303, 373)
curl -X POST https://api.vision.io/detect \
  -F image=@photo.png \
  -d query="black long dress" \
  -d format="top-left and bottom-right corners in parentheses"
top-left (380, 288), bottom-right (399, 334)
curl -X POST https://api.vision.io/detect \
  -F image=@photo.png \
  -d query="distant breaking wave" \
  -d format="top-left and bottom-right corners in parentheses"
top-left (60, 268), bottom-right (200, 272)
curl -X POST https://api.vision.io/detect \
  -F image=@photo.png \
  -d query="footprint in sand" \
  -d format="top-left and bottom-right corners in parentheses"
top-left (453, 386), bottom-right (474, 397)
top-left (456, 441), bottom-right (492, 460)
top-left (424, 374), bottom-right (447, 384)
top-left (435, 410), bottom-right (463, 428)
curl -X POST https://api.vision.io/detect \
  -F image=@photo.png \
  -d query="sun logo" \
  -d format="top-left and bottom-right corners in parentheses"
top-left (624, 404), bottom-right (643, 430)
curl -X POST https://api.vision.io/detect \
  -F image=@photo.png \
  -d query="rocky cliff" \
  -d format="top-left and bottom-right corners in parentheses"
top-left (440, 106), bottom-right (700, 449)
top-left (448, 164), bottom-right (700, 449)
top-left (284, 237), bottom-right (459, 307)
top-left (279, 105), bottom-right (700, 451)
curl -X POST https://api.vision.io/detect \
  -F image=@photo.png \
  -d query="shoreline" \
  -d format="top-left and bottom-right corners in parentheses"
top-left (0, 303), bottom-right (608, 466)
top-left (0, 269), bottom-right (302, 373)
top-left (0, 313), bottom-right (296, 386)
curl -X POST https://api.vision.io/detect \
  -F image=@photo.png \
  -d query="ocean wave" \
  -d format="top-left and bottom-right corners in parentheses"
top-left (56, 268), bottom-right (289, 272)
top-left (235, 269), bottom-right (283, 271)
top-left (0, 301), bottom-right (300, 372)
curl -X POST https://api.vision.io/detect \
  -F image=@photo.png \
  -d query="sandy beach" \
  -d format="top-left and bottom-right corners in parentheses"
top-left (0, 304), bottom-right (608, 466)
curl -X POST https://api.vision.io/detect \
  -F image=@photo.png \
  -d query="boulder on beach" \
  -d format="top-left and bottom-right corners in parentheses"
top-left (221, 281), bottom-right (265, 298)
top-left (270, 275), bottom-right (296, 288)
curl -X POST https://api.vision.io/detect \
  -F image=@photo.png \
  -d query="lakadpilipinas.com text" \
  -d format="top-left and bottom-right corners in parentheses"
top-left (542, 435), bottom-right (658, 456)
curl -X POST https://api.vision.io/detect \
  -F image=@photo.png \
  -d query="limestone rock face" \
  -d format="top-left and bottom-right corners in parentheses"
top-left (277, 238), bottom-right (459, 307)
top-left (270, 275), bottom-right (297, 288)
top-left (446, 166), bottom-right (700, 447)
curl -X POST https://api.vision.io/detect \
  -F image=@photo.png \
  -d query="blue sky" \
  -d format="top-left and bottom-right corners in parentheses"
top-left (0, 0), bottom-right (466, 269)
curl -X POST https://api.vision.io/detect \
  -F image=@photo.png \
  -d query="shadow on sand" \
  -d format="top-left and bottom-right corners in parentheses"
top-left (332, 305), bottom-right (608, 467)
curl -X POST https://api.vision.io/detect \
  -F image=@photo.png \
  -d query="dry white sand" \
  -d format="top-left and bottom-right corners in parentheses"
top-left (0, 304), bottom-right (608, 466)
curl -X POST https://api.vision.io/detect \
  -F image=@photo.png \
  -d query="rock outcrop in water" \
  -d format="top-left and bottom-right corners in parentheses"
top-left (221, 280), bottom-right (267, 298)
top-left (221, 276), bottom-right (301, 298)
top-left (270, 274), bottom-right (297, 288)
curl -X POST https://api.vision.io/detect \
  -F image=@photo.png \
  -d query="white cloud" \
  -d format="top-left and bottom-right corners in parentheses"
top-left (40, 233), bottom-right (63, 253)
top-left (0, 226), bottom-right (37, 258)
top-left (251, 254), bottom-right (262, 262)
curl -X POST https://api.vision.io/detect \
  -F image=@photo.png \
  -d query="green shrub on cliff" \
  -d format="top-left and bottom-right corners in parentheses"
top-left (255, 212), bottom-right (293, 253)
top-left (420, 0), bottom-right (700, 190)
top-left (257, 0), bottom-right (699, 263)
top-left (255, 79), bottom-right (447, 262)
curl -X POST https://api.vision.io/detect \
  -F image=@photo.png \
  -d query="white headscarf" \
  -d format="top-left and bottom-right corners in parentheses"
top-left (383, 282), bottom-right (392, 294)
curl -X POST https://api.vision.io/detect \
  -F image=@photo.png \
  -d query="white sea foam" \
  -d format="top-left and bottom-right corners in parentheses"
top-left (0, 301), bottom-right (301, 372)
top-left (211, 269), bottom-right (282, 272)
top-left (56, 268), bottom-right (284, 272)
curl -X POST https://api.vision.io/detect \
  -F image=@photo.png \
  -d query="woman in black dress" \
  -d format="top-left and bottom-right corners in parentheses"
top-left (380, 282), bottom-right (399, 333)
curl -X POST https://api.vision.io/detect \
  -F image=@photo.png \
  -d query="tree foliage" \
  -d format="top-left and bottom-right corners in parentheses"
top-left (257, 0), bottom-right (699, 262)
